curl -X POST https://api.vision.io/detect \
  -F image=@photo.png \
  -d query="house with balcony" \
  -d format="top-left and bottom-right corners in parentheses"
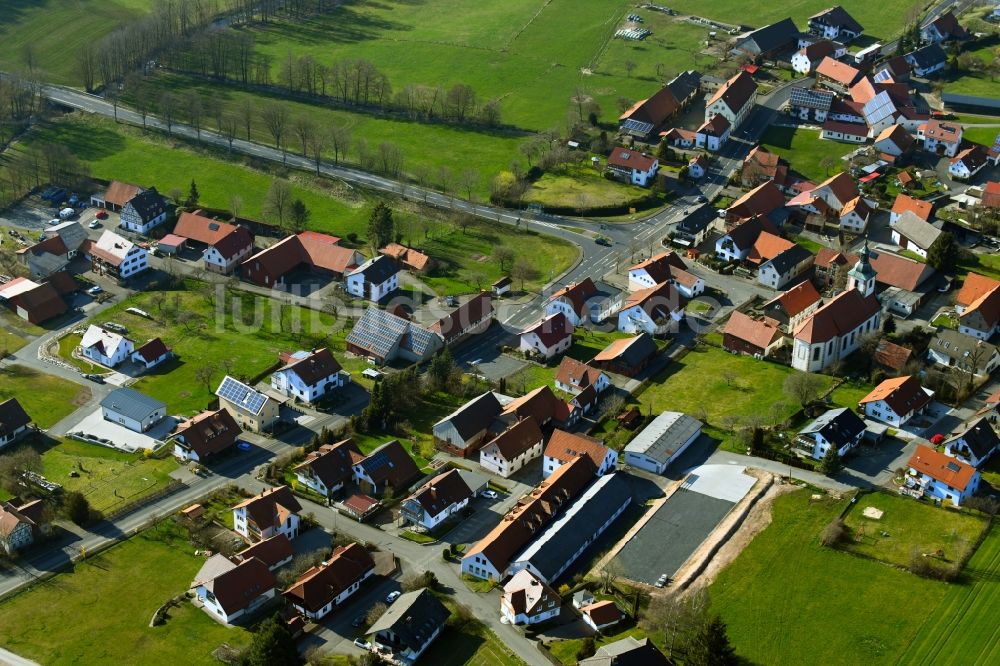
top-left (400, 469), bottom-right (473, 531)
top-left (293, 439), bottom-right (363, 497)
top-left (796, 407), bottom-right (867, 460)
top-left (283, 543), bottom-right (376, 621)
top-left (905, 444), bottom-right (980, 506)
top-left (859, 375), bottom-right (933, 426)
top-left (944, 418), bottom-right (999, 468)
top-left (232, 486), bottom-right (302, 543)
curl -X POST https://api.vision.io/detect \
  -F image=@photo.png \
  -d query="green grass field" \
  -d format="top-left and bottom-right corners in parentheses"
top-left (661, 0), bottom-right (923, 40)
top-left (840, 492), bottom-right (987, 568)
top-left (34, 439), bottom-right (179, 514)
top-left (0, 519), bottom-right (251, 665)
top-left (760, 126), bottom-right (856, 183)
top-left (0, 0), bottom-right (157, 83)
top-left (896, 523), bottom-right (1000, 665)
top-left (945, 43), bottom-right (1000, 99)
top-left (524, 163), bottom-right (658, 210)
top-left (548, 623), bottom-right (652, 665)
top-left (711, 490), bottom-right (951, 665)
top-left (59, 285), bottom-right (344, 414)
top-left (506, 329), bottom-right (634, 390)
top-left (0, 327), bottom-right (27, 354)
top-left (0, 365), bottom-right (89, 429)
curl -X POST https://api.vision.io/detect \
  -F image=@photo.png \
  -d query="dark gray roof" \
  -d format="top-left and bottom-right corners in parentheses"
top-left (512, 473), bottom-right (632, 582)
top-left (0, 398), bottom-right (32, 439)
top-left (764, 244), bottom-right (812, 275)
top-left (799, 407), bottom-right (866, 447)
top-left (930, 329), bottom-right (998, 369)
top-left (666, 70), bottom-right (702, 102)
top-left (351, 255), bottom-right (398, 285)
top-left (100, 387), bottom-right (166, 421)
top-left (951, 417), bottom-right (1000, 460)
top-left (124, 187), bottom-right (167, 223)
top-left (906, 44), bottom-right (946, 70)
top-left (367, 588), bottom-right (450, 652)
top-left (580, 636), bottom-right (672, 666)
top-left (436, 392), bottom-right (504, 444)
top-left (737, 18), bottom-right (800, 54)
top-left (809, 6), bottom-right (863, 33)
top-left (347, 307), bottom-right (441, 360)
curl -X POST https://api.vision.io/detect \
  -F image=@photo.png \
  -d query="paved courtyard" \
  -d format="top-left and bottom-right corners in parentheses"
top-left (67, 409), bottom-right (178, 452)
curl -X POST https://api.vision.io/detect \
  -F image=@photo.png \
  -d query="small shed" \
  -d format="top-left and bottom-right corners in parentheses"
top-left (157, 234), bottom-right (186, 255)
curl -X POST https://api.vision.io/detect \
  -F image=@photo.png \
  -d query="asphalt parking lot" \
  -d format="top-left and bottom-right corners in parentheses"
top-left (613, 488), bottom-right (735, 585)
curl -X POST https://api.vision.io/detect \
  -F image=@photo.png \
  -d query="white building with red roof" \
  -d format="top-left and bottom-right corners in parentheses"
top-left (704, 71), bottom-right (758, 130)
top-left (628, 251), bottom-right (703, 298)
top-left (607, 147), bottom-right (659, 187)
top-left (890, 193), bottom-right (932, 225)
top-left (906, 444), bottom-right (979, 506)
top-left (616, 282), bottom-right (683, 336)
top-left (80, 324), bottom-right (135, 368)
top-left (131, 337), bottom-right (171, 370)
top-left (520, 312), bottom-right (573, 360)
top-left (920, 119), bottom-right (963, 157)
top-left (860, 375), bottom-right (933, 426)
top-left (544, 278), bottom-right (598, 326)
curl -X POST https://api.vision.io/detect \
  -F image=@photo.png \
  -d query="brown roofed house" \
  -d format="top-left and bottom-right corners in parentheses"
top-left (543, 429), bottom-right (616, 478)
top-left (193, 556), bottom-right (277, 623)
top-left (241, 233), bottom-right (364, 288)
top-left (293, 439), bottom-right (363, 497)
top-left (173, 408), bottom-right (241, 462)
top-left (860, 375), bottom-right (933, 425)
top-left (0, 398), bottom-right (33, 448)
top-left (401, 468), bottom-right (473, 528)
top-left (283, 542), bottom-right (376, 620)
top-left (232, 485), bottom-right (302, 542)
top-left (479, 418), bottom-right (545, 478)
top-left (236, 533), bottom-right (294, 571)
top-left (94, 180), bottom-right (143, 211)
top-left (431, 292), bottom-right (494, 345)
top-left (379, 243), bottom-right (433, 273)
top-left (353, 440), bottom-right (422, 497)
top-left (723, 311), bottom-right (784, 358)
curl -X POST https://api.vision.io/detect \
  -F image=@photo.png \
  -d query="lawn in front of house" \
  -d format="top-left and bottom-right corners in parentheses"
top-left (711, 490), bottom-right (950, 665)
top-left (547, 622), bottom-right (655, 665)
top-left (759, 126), bottom-right (856, 183)
top-left (945, 42), bottom-right (1000, 99)
top-left (896, 522), bottom-right (1000, 665)
top-left (505, 329), bottom-right (635, 392)
top-left (0, 327), bottom-right (27, 355)
top-left (0, 519), bottom-right (252, 665)
top-left (958, 251), bottom-right (1000, 282)
top-left (30, 438), bottom-right (179, 514)
top-left (0, 365), bottom-right (89, 429)
top-left (58, 285), bottom-right (345, 415)
top-left (523, 163), bottom-right (660, 212)
top-left (420, 620), bottom-right (526, 666)
top-left (793, 236), bottom-right (826, 254)
top-left (839, 491), bottom-right (988, 568)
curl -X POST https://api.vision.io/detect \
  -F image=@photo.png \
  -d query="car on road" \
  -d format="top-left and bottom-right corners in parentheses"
top-left (655, 574), bottom-right (669, 588)
top-left (237, 441), bottom-right (252, 451)
top-left (696, 195), bottom-right (707, 203)
top-left (482, 489), bottom-right (499, 500)
top-left (95, 209), bottom-right (109, 220)
top-left (595, 236), bottom-right (612, 246)
top-left (353, 638), bottom-right (371, 650)
top-left (385, 590), bottom-right (401, 604)
top-left (49, 218), bottom-right (61, 225)
top-left (88, 220), bottom-right (101, 229)
top-left (81, 373), bottom-right (105, 384)
top-left (352, 613), bottom-right (366, 628)
top-left (87, 285), bottom-right (103, 295)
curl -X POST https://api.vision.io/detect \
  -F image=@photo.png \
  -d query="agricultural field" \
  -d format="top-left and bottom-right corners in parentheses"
top-left (840, 491), bottom-right (987, 568)
top-left (759, 126), bottom-right (857, 183)
top-left (0, 0), bottom-right (157, 83)
top-left (0, 365), bottom-right (89, 429)
top-left (711, 490), bottom-right (952, 665)
top-left (523, 163), bottom-right (661, 211)
top-left (34, 438), bottom-right (179, 514)
top-left (0, 519), bottom-right (252, 665)
top-left (661, 0), bottom-right (923, 40)
top-left (894, 523), bottom-right (1000, 665)
top-left (58, 285), bottom-right (345, 414)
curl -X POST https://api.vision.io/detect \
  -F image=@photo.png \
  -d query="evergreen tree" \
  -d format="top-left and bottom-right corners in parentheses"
top-left (882, 313), bottom-right (897, 335)
top-left (927, 232), bottom-right (958, 272)
top-left (819, 446), bottom-right (843, 477)
top-left (244, 614), bottom-right (299, 666)
top-left (186, 179), bottom-right (199, 207)
top-left (367, 202), bottom-right (395, 250)
top-left (427, 347), bottom-right (455, 391)
top-left (289, 199), bottom-right (310, 232)
top-left (64, 491), bottom-right (90, 525)
top-left (686, 614), bottom-right (738, 666)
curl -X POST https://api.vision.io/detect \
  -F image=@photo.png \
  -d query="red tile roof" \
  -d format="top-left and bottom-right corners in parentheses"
top-left (548, 278), bottom-right (598, 318)
top-left (908, 444), bottom-right (976, 491)
top-left (173, 211), bottom-right (237, 245)
top-left (582, 600), bottom-right (624, 627)
top-left (956, 273), bottom-right (1000, 309)
top-left (101, 181), bottom-right (142, 208)
top-left (283, 543), bottom-right (375, 613)
top-left (891, 193), bottom-right (932, 220)
top-left (748, 231), bottom-right (795, 265)
top-left (859, 375), bottom-right (931, 415)
top-left (544, 429), bottom-right (611, 470)
top-left (213, 227), bottom-right (254, 261)
top-left (233, 486), bottom-right (301, 532)
top-left (619, 86), bottom-right (680, 126)
top-left (983, 181), bottom-right (1000, 209)
top-left (554, 357), bottom-right (605, 390)
top-left (608, 147), bottom-right (657, 172)
top-left (483, 417), bottom-right (544, 461)
top-left (380, 243), bottom-right (432, 272)
top-left (924, 119), bottom-right (962, 144)
top-left (204, 557), bottom-right (276, 616)
top-left (794, 289), bottom-right (880, 344)
top-left (816, 57), bottom-right (861, 86)
top-left (237, 533), bottom-right (294, 569)
top-left (765, 280), bottom-right (822, 318)
top-left (706, 71), bottom-right (757, 114)
top-left (134, 337), bottom-right (170, 363)
top-left (822, 120), bottom-right (868, 137)
top-left (522, 312), bottom-right (573, 349)
top-left (727, 181), bottom-right (786, 221)
top-left (697, 114), bottom-right (730, 136)
top-left (874, 340), bottom-right (913, 372)
top-left (723, 311), bottom-right (783, 349)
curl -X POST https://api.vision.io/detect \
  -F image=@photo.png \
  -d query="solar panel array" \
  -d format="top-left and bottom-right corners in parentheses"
top-left (217, 375), bottom-right (267, 415)
top-left (872, 68), bottom-right (892, 83)
top-left (863, 91), bottom-right (896, 127)
top-left (346, 308), bottom-right (411, 358)
top-left (621, 118), bottom-right (654, 135)
top-left (789, 87), bottom-right (833, 112)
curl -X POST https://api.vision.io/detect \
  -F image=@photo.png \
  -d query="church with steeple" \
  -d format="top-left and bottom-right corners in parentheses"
top-left (791, 241), bottom-right (882, 372)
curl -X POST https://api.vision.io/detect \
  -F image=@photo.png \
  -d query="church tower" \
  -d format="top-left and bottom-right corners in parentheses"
top-left (847, 239), bottom-right (877, 298)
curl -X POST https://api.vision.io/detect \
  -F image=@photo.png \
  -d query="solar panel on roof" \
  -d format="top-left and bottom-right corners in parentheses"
top-left (217, 376), bottom-right (267, 414)
top-left (621, 118), bottom-right (654, 135)
top-left (864, 91), bottom-right (895, 126)
top-left (946, 462), bottom-right (961, 473)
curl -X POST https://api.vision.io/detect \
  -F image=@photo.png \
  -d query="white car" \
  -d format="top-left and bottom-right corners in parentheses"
top-left (385, 590), bottom-right (401, 604)
top-left (88, 220), bottom-right (101, 229)
top-left (482, 490), bottom-right (499, 500)
top-left (353, 638), bottom-right (370, 650)
top-left (87, 285), bottom-right (102, 295)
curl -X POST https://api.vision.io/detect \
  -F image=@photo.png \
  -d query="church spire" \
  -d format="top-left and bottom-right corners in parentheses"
top-left (847, 236), bottom-right (876, 297)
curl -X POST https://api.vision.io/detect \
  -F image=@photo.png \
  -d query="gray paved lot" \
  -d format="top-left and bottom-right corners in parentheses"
top-left (612, 488), bottom-right (734, 585)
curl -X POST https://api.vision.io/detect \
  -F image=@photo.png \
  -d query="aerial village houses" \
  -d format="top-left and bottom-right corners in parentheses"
top-left (366, 588), bottom-right (450, 664)
top-left (616, 282), bottom-right (683, 336)
top-left (346, 307), bottom-right (442, 366)
top-left (192, 556), bottom-right (276, 624)
top-left (796, 407), bottom-right (867, 460)
top-left (695, 114), bottom-right (731, 152)
top-left (873, 124), bottom-right (915, 159)
top-left (949, 145), bottom-right (990, 181)
top-left (945, 418), bottom-right (1000, 469)
top-left (430, 292), bottom-right (494, 346)
top-left (351, 440), bottom-right (421, 497)
top-left (501, 570), bottom-right (561, 626)
top-left (0, 278), bottom-right (68, 325)
top-left (623, 411), bottom-right (702, 474)
top-left (90, 230), bottom-right (149, 279)
top-left (619, 70), bottom-right (702, 141)
top-left (906, 444), bottom-right (980, 506)
top-left (723, 311), bottom-right (784, 358)
top-left (379, 243), bottom-right (433, 273)
top-left (400, 468), bottom-right (473, 530)
top-left (542, 429), bottom-right (617, 478)
top-left (433, 391), bottom-right (508, 458)
top-left (241, 231), bottom-right (363, 288)
top-left (891, 211), bottom-right (942, 259)
top-left (761, 279), bottom-right (822, 332)
top-left (0, 499), bottom-right (44, 554)
top-left (808, 6), bottom-right (863, 41)
top-left (283, 542), bottom-right (376, 620)
top-left (731, 18), bottom-right (800, 62)
top-left (554, 357), bottom-right (610, 396)
top-left (703, 71), bottom-right (758, 132)
top-left (293, 439), bottom-right (362, 497)
top-left (80, 325), bottom-right (134, 368)
top-left (859, 375), bottom-right (933, 426)
top-left (792, 40), bottom-right (837, 75)
top-left (478, 417), bottom-right (544, 478)
top-left (581, 600), bottom-right (625, 633)
top-left (172, 409), bottom-right (241, 462)
top-left (172, 211), bottom-right (254, 274)
top-left (590, 333), bottom-right (658, 377)
top-left (927, 330), bottom-right (1000, 377)
top-left (545, 278), bottom-right (598, 326)
top-left (628, 252), bottom-right (704, 298)
top-left (131, 337), bottom-right (171, 371)
top-left (91, 180), bottom-right (143, 212)
top-left (890, 193), bottom-right (933, 226)
top-left (118, 188), bottom-right (168, 234)
top-left (232, 485), bottom-right (302, 542)
top-left (235, 534), bottom-right (295, 572)
top-left (100, 387), bottom-right (166, 434)
top-left (345, 255), bottom-right (400, 302)
top-left (0, 399), bottom-right (32, 450)
top-left (579, 637), bottom-right (671, 666)
top-left (954, 273), bottom-right (1000, 340)
top-left (216, 375), bottom-right (281, 433)
top-left (520, 312), bottom-right (573, 360)
top-left (270, 348), bottom-right (347, 404)
top-left (920, 10), bottom-right (968, 43)
top-left (606, 148), bottom-right (659, 187)
top-left (921, 119), bottom-right (963, 157)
